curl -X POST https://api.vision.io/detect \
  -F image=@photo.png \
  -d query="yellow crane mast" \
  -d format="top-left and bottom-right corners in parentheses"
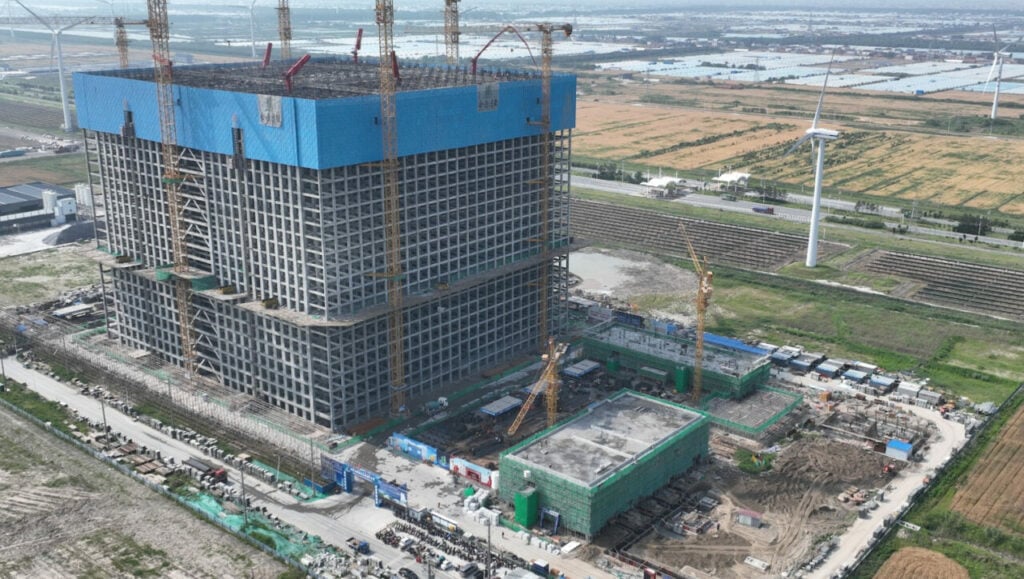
top-left (680, 224), bottom-right (712, 404)
top-left (376, 0), bottom-right (406, 416)
top-left (277, 0), bottom-right (291, 60)
top-left (115, 18), bottom-right (129, 69)
top-left (443, 0), bottom-right (459, 65)
top-left (114, 18), bottom-right (149, 70)
top-left (526, 23), bottom-right (571, 351)
top-left (508, 338), bottom-right (567, 436)
top-left (146, 0), bottom-right (195, 377)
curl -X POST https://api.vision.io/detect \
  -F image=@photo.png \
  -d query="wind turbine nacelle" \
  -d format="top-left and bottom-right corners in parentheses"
top-left (807, 127), bottom-right (839, 140)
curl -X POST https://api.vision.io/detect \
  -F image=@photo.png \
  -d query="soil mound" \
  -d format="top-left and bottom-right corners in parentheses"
top-left (875, 547), bottom-right (968, 579)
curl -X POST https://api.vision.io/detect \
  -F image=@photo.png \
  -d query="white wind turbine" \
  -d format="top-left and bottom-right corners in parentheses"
top-left (247, 0), bottom-right (258, 58)
top-left (15, 0), bottom-right (90, 133)
top-left (984, 35), bottom-right (1014, 121)
top-left (785, 52), bottom-right (839, 268)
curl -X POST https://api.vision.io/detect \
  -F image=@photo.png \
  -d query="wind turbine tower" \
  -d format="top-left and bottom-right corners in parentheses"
top-left (15, 0), bottom-right (90, 133)
top-left (785, 52), bottom-right (839, 268)
top-left (987, 43), bottom-right (1014, 121)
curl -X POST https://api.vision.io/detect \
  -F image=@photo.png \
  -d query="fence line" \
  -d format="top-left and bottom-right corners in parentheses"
top-left (0, 395), bottom-right (319, 578)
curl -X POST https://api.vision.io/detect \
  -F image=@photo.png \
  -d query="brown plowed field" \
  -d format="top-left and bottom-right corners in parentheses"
top-left (574, 92), bottom-right (1024, 214)
top-left (950, 400), bottom-right (1024, 531)
top-left (874, 547), bottom-right (968, 579)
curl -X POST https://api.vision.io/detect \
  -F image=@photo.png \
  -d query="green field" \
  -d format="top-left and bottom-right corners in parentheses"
top-left (675, 263), bottom-right (1019, 404)
top-left (0, 153), bottom-right (88, 188)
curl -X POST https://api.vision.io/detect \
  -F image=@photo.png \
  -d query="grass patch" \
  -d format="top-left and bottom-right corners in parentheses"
top-left (0, 152), bottom-right (87, 187)
top-left (0, 379), bottom-right (88, 436)
top-left (683, 264), bottom-right (1020, 402)
top-left (44, 474), bottom-right (99, 492)
top-left (734, 448), bottom-right (775, 474)
top-left (250, 530), bottom-right (277, 550)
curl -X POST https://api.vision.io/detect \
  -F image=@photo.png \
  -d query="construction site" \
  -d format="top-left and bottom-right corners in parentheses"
top-left (0, 2), bottom-right (992, 579)
top-left (74, 7), bottom-right (575, 434)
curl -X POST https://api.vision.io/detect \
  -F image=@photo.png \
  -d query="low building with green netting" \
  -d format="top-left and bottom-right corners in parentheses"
top-left (580, 322), bottom-right (771, 400)
top-left (499, 390), bottom-right (709, 538)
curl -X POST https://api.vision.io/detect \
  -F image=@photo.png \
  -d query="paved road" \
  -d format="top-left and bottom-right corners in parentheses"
top-left (3, 356), bottom-right (615, 579)
top-left (572, 176), bottom-right (1024, 248)
top-left (1, 356), bottom-right (428, 574)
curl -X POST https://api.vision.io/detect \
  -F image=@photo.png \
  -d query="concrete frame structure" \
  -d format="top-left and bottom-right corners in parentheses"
top-left (74, 58), bottom-right (575, 431)
top-left (582, 323), bottom-right (772, 399)
top-left (499, 391), bottom-right (709, 537)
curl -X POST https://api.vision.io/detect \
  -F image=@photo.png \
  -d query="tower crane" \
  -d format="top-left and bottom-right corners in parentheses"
top-left (277, 0), bottom-right (291, 60)
top-left (680, 224), bottom-right (712, 404)
top-left (531, 23), bottom-right (571, 351)
top-left (115, 18), bottom-right (130, 69)
top-left (443, 0), bottom-right (459, 65)
top-left (6, 11), bottom-right (146, 71)
top-left (375, 0), bottom-right (406, 416)
top-left (508, 338), bottom-right (568, 436)
top-left (473, 23), bottom-right (571, 351)
top-left (114, 18), bottom-right (150, 69)
top-left (146, 0), bottom-right (196, 377)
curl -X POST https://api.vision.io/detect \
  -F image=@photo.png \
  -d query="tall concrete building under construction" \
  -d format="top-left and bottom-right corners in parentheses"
top-left (73, 58), bottom-right (575, 432)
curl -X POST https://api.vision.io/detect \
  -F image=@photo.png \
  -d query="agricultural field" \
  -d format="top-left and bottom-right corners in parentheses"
top-left (574, 77), bottom-right (1024, 215)
top-left (874, 547), bottom-right (968, 579)
top-left (0, 153), bottom-right (88, 187)
top-left (0, 403), bottom-right (289, 578)
top-left (0, 97), bottom-right (64, 133)
top-left (950, 401), bottom-right (1024, 531)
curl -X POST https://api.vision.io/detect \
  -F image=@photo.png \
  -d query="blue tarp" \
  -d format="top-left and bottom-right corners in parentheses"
top-left (704, 332), bottom-right (767, 355)
top-left (887, 439), bottom-right (913, 453)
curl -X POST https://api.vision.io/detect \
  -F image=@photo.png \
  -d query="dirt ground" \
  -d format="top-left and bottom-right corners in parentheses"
top-left (0, 243), bottom-right (99, 306)
top-left (874, 547), bottom-right (969, 579)
top-left (951, 400), bottom-right (1024, 532)
top-left (569, 247), bottom-right (697, 323)
top-left (630, 436), bottom-right (891, 578)
top-left (0, 404), bottom-right (288, 578)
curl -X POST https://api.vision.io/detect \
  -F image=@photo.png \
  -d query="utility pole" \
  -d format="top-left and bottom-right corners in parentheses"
top-left (99, 396), bottom-right (109, 446)
top-left (486, 521), bottom-right (492, 579)
top-left (240, 468), bottom-right (249, 527)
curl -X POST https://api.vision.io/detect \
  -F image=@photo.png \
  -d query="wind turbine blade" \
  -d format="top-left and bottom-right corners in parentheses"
top-left (811, 49), bottom-right (836, 130)
top-left (784, 133), bottom-right (813, 157)
top-left (14, 0), bottom-right (52, 31)
top-left (985, 56), bottom-right (998, 87)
